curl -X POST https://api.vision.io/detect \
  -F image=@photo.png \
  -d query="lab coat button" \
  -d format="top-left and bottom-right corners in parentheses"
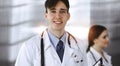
top-left (81, 60), bottom-right (83, 62)
top-left (76, 61), bottom-right (79, 63)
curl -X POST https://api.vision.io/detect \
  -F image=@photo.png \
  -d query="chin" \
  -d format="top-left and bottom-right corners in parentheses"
top-left (103, 45), bottom-right (108, 48)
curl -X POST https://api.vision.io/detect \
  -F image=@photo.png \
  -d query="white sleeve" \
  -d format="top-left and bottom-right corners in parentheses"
top-left (15, 43), bottom-right (34, 66)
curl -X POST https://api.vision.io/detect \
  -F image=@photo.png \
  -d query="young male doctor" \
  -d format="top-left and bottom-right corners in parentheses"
top-left (15, 0), bottom-right (87, 66)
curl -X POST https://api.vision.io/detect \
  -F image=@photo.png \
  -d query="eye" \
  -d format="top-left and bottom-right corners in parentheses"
top-left (103, 36), bottom-right (106, 39)
top-left (103, 35), bottom-right (108, 39)
top-left (50, 10), bottom-right (56, 13)
top-left (60, 10), bottom-right (66, 13)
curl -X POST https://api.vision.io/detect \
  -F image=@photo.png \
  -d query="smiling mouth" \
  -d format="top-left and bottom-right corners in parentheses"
top-left (54, 21), bottom-right (63, 24)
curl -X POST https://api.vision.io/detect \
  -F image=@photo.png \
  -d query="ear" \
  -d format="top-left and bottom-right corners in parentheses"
top-left (67, 13), bottom-right (70, 20)
top-left (44, 13), bottom-right (48, 19)
top-left (93, 38), bottom-right (97, 44)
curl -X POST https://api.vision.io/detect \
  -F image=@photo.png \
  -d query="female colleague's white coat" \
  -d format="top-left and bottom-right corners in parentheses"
top-left (15, 30), bottom-right (88, 66)
top-left (87, 47), bottom-right (112, 66)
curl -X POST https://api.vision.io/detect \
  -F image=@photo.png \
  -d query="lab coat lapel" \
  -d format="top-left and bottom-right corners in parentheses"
top-left (43, 30), bottom-right (51, 51)
top-left (103, 51), bottom-right (111, 64)
top-left (62, 33), bottom-right (74, 65)
top-left (43, 30), bottom-right (61, 64)
top-left (62, 43), bottom-right (74, 65)
top-left (90, 47), bottom-right (101, 61)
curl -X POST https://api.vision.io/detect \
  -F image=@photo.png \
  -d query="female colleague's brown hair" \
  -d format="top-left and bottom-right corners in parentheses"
top-left (87, 25), bottom-right (107, 52)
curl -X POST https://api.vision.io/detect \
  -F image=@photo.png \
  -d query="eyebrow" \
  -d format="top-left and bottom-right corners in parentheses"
top-left (50, 8), bottom-right (56, 10)
top-left (60, 8), bottom-right (67, 11)
top-left (50, 8), bottom-right (67, 11)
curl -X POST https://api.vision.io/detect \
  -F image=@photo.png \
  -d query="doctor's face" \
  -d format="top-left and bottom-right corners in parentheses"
top-left (45, 1), bottom-right (70, 31)
top-left (94, 30), bottom-right (109, 48)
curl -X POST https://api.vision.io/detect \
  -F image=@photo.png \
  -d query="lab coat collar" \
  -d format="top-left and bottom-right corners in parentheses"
top-left (90, 47), bottom-right (111, 61)
top-left (42, 30), bottom-right (52, 51)
top-left (90, 47), bottom-right (112, 65)
top-left (90, 47), bottom-right (102, 61)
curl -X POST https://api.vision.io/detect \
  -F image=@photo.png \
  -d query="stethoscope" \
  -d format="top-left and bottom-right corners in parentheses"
top-left (40, 30), bottom-right (83, 66)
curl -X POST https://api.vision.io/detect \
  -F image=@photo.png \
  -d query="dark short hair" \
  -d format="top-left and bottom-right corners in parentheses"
top-left (87, 25), bottom-right (107, 52)
top-left (45, 0), bottom-right (70, 13)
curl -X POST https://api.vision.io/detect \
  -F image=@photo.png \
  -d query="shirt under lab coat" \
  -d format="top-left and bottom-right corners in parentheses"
top-left (87, 47), bottom-right (112, 66)
top-left (15, 30), bottom-right (88, 66)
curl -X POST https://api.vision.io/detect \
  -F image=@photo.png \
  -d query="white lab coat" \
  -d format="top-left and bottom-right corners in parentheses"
top-left (15, 30), bottom-right (87, 66)
top-left (87, 47), bottom-right (112, 66)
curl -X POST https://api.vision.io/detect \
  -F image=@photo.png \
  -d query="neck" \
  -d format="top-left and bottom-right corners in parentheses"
top-left (48, 28), bottom-right (65, 39)
top-left (92, 45), bottom-right (103, 55)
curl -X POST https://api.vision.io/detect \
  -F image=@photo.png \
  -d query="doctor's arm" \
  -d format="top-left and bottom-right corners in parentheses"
top-left (15, 43), bottom-right (34, 66)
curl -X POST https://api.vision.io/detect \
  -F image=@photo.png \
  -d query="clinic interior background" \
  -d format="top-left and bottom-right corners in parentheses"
top-left (0, 0), bottom-right (120, 66)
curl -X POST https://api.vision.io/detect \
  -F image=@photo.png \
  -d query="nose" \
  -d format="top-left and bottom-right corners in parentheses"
top-left (56, 12), bottom-right (62, 19)
top-left (106, 37), bottom-right (109, 43)
top-left (107, 37), bottom-right (109, 41)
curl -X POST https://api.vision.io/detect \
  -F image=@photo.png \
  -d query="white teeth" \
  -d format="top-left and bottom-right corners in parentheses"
top-left (55, 21), bottom-right (62, 24)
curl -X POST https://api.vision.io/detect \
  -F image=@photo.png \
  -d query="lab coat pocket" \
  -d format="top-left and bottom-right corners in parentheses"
top-left (71, 51), bottom-right (84, 66)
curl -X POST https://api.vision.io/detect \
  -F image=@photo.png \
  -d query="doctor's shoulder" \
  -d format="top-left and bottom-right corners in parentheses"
top-left (86, 52), bottom-right (94, 66)
top-left (20, 34), bottom-right (41, 52)
top-left (76, 38), bottom-right (88, 53)
top-left (24, 34), bottom-right (41, 49)
top-left (86, 51), bottom-right (93, 60)
top-left (15, 35), bottom-right (41, 66)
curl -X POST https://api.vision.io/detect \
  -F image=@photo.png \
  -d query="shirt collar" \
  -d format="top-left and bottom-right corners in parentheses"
top-left (47, 29), bottom-right (66, 48)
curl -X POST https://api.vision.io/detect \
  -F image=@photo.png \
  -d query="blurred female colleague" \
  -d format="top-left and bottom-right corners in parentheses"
top-left (87, 25), bottom-right (112, 66)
